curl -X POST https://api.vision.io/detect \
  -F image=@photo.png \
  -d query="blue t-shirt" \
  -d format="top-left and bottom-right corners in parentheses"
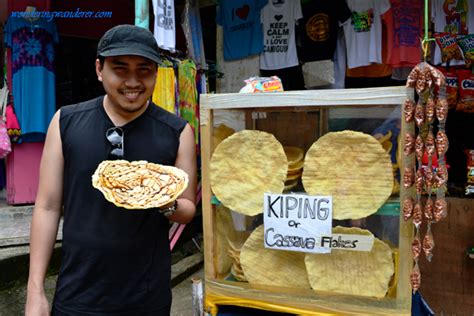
top-left (4, 17), bottom-right (58, 140)
top-left (217, 0), bottom-right (268, 60)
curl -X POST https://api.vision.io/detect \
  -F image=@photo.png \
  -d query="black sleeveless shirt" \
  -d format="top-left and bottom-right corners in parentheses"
top-left (53, 96), bottom-right (187, 315)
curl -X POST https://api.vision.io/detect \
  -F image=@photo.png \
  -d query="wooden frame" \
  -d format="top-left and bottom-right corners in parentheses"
top-left (200, 86), bottom-right (413, 315)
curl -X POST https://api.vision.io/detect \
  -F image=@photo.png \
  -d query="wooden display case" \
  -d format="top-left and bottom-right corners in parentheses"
top-left (200, 86), bottom-right (413, 315)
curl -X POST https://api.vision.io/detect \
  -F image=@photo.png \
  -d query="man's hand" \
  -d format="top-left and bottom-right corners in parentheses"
top-left (25, 290), bottom-right (50, 316)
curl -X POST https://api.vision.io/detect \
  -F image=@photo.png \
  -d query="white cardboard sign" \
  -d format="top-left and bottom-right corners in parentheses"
top-left (263, 193), bottom-right (333, 254)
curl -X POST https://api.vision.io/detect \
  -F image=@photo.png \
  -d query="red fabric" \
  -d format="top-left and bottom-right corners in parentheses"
top-left (384, 1), bottom-right (423, 68)
top-left (6, 142), bottom-right (43, 205)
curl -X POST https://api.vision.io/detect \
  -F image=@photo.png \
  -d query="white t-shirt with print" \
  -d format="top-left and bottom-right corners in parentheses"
top-left (342, 0), bottom-right (390, 69)
top-left (431, 0), bottom-right (474, 65)
top-left (260, 0), bottom-right (303, 70)
top-left (152, 0), bottom-right (176, 52)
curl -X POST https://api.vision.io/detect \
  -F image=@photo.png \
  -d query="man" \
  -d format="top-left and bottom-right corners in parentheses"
top-left (25, 24), bottom-right (197, 315)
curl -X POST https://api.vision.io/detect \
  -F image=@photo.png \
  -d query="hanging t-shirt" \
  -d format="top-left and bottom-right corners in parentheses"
top-left (260, 0), bottom-right (303, 70)
top-left (332, 28), bottom-right (347, 89)
top-left (182, 0), bottom-right (207, 66)
top-left (216, 0), bottom-right (268, 60)
top-left (298, 0), bottom-right (351, 62)
top-left (431, 0), bottom-right (474, 65)
top-left (384, 0), bottom-right (422, 68)
top-left (4, 17), bottom-right (58, 138)
top-left (346, 24), bottom-right (392, 78)
top-left (152, 0), bottom-right (176, 52)
top-left (342, 0), bottom-right (391, 69)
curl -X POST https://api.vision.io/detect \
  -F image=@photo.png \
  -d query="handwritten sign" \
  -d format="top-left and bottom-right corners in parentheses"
top-left (320, 234), bottom-right (374, 252)
top-left (263, 193), bottom-right (333, 254)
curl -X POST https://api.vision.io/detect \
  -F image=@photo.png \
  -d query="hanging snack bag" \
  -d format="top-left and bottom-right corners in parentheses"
top-left (239, 76), bottom-right (284, 93)
top-left (434, 32), bottom-right (464, 63)
top-left (456, 69), bottom-right (474, 113)
top-left (466, 149), bottom-right (474, 183)
top-left (465, 149), bottom-right (474, 195)
top-left (439, 67), bottom-right (458, 109)
top-left (457, 34), bottom-right (474, 68)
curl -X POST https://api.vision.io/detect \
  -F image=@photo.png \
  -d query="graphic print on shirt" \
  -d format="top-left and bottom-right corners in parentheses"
top-left (442, 0), bottom-right (468, 34)
top-left (264, 16), bottom-right (290, 53)
top-left (351, 9), bottom-right (374, 32)
top-left (11, 27), bottom-right (55, 75)
top-left (235, 4), bottom-right (249, 20)
top-left (156, 0), bottom-right (174, 30)
top-left (306, 13), bottom-right (330, 42)
top-left (392, 2), bottom-right (421, 48)
top-left (230, 4), bottom-right (252, 31)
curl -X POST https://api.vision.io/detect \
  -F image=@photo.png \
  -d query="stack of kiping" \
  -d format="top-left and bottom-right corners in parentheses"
top-left (215, 205), bottom-right (251, 279)
top-left (215, 205), bottom-right (237, 277)
top-left (213, 123), bottom-right (235, 147)
top-left (376, 130), bottom-right (400, 194)
top-left (227, 238), bottom-right (247, 282)
top-left (283, 146), bottom-right (305, 191)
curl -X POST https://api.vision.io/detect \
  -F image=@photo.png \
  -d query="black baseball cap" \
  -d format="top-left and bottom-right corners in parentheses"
top-left (97, 24), bottom-right (160, 64)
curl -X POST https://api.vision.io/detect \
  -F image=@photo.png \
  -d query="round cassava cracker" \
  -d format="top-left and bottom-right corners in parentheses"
top-left (240, 225), bottom-right (310, 288)
top-left (302, 131), bottom-right (393, 220)
top-left (92, 160), bottom-right (188, 209)
top-left (210, 130), bottom-right (288, 216)
top-left (231, 263), bottom-right (247, 281)
top-left (305, 226), bottom-right (394, 298)
top-left (213, 124), bottom-right (235, 147)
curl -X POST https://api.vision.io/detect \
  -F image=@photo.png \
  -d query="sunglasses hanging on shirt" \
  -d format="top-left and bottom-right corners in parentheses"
top-left (106, 127), bottom-right (124, 158)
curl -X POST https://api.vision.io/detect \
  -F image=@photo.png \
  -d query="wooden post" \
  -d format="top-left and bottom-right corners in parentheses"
top-left (191, 277), bottom-right (204, 316)
top-left (200, 104), bottom-right (216, 280)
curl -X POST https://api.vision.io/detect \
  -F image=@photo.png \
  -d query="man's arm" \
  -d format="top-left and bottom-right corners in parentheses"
top-left (166, 123), bottom-right (197, 224)
top-left (25, 110), bottom-right (64, 315)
